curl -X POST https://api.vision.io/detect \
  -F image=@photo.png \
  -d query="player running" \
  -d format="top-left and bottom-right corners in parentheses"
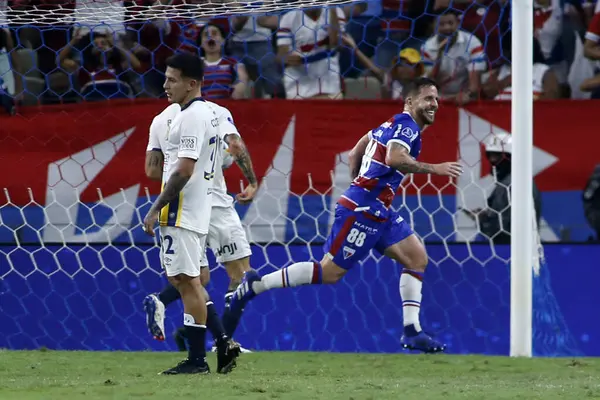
top-left (143, 101), bottom-right (258, 351)
top-left (231, 77), bottom-right (462, 353)
top-left (142, 52), bottom-right (239, 375)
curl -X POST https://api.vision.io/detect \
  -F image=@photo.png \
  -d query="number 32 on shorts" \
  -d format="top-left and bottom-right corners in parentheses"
top-left (346, 228), bottom-right (366, 247)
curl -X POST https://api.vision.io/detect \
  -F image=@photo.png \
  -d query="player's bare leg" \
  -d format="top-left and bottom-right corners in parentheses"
top-left (162, 274), bottom-right (210, 375)
top-left (222, 256), bottom-right (252, 338)
top-left (383, 234), bottom-right (446, 353)
top-left (230, 255), bottom-right (346, 312)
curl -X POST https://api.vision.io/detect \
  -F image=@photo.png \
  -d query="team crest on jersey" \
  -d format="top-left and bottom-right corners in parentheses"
top-left (343, 246), bottom-right (356, 259)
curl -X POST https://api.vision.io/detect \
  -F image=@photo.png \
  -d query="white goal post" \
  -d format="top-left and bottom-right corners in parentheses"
top-left (510, 0), bottom-right (535, 358)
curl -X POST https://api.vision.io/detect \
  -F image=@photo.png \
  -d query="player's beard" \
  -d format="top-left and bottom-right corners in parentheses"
top-left (419, 107), bottom-right (436, 125)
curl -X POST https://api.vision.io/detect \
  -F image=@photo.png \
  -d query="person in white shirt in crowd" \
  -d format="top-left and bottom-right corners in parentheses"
top-left (229, 14), bottom-right (283, 98)
top-left (422, 8), bottom-right (487, 105)
top-left (276, 7), bottom-right (346, 100)
top-left (481, 37), bottom-right (560, 100)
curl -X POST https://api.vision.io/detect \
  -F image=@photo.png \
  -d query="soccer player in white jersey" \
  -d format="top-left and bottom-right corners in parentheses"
top-left (142, 52), bottom-right (239, 375)
top-left (144, 101), bottom-right (259, 351)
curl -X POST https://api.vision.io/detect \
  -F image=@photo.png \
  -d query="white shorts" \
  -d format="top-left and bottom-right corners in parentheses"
top-left (159, 226), bottom-right (207, 277)
top-left (200, 206), bottom-right (252, 267)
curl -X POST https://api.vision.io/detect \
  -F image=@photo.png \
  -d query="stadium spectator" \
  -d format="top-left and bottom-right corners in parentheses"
top-left (199, 23), bottom-right (248, 100)
top-left (534, 0), bottom-right (563, 61)
top-left (457, 0), bottom-right (510, 68)
top-left (276, 7), bottom-right (345, 100)
top-left (342, 34), bottom-right (423, 99)
top-left (462, 133), bottom-right (542, 245)
top-left (337, 1), bottom-right (376, 78)
top-left (0, 27), bottom-right (23, 110)
top-left (482, 37), bottom-right (560, 100)
top-left (584, 2), bottom-right (600, 61)
top-left (422, 8), bottom-right (487, 104)
top-left (229, 15), bottom-right (282, 98)
top-left (58, 30), bottom-right (142, 100)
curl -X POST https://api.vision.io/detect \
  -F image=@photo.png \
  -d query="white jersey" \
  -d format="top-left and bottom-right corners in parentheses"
top-left (146, 99), bottom-right (222, 235)
top-left (206, 101), bottom-right (240, 208)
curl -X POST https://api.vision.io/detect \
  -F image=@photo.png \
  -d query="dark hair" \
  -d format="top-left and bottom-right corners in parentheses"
top-left (435, 7), bottom-right (460, 17)
top-left (166, 52), bottom-right (205, 80)
top-left (402, 77), bottom-right (438, 100)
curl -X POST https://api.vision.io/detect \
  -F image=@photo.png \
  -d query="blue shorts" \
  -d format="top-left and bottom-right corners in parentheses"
top-left (323, 205), bottom-right (414, 270)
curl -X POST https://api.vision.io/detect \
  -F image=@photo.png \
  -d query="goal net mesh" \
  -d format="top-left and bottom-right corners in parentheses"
top-left (0, 0), bottom-right (582, 356)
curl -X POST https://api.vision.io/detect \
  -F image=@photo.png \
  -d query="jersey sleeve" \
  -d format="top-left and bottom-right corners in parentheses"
top-left (276, 12), bottom-right (295, 48)
top-left (386, 118), bottom-right (419, 153)
top-left (146, 117), bottom-right (161, 152)
top-left (219, 107), bottom-right (241, 139)
top-left (177, 113), bottom-right (206, 161)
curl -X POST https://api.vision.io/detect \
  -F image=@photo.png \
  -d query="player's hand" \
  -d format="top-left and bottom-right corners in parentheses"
top-left (434, 162), bottom-right (463, 178)
top-left (236, 183), bottom-right (258, 205)
top-left (142, 210), bottom-right (158, 237)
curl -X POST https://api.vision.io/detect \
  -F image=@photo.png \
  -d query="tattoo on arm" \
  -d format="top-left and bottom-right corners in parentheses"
top-left (388, 143), bottom-right (437, 174)
top-left (146, 151), bottom-right (162, 169)
top-left (149, 171), bottom-right (190, 213)
top-left (228, 136), bottom-right (257, 185)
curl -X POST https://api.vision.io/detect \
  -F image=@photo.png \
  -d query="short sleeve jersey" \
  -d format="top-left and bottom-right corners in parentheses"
top-left (207, 101), bottom-right (240, 208)
top-left (157, 98), bottom-right (222, 234)
top-left (341, 112), bottom-right (422, 219)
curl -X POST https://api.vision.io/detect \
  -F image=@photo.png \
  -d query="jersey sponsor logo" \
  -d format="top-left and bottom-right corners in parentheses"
top-left (216, 242), bottom-right (238, 257)
top-left (180, 136), bottom-right (197, 151)
top-left (353, 221), bottom-right (378, 234)
top-left (342, 246), bottom-right (356, 259)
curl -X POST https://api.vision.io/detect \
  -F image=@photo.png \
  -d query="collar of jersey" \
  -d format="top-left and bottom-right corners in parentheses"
top-left (181, 97), bottom-right (206, 111)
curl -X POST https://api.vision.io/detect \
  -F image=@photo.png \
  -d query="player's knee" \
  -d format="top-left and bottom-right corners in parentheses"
top-left (320, 257), bottom-right (346, 284)
top-left (200, 267), bottom-right (210, 287)
top-left (407, 251), bottom-right (429, 272)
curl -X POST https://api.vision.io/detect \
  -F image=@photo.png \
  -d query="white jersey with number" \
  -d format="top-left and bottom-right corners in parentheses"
top-left (206, 101), bottom-right (240, 208)
top-left (147, 101), bottom-right (238, 210)
top-left (148, 98), bottom-right (222, 235)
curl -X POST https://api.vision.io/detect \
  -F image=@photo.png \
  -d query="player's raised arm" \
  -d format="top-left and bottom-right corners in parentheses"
top-left (348, 133), bottom-right (370, 179)
top-left (386, 143), bottom-right (462, 177)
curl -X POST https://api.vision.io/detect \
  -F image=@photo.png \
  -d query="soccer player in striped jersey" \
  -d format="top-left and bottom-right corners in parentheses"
top-left (231, 78), bottom-right (462, 353)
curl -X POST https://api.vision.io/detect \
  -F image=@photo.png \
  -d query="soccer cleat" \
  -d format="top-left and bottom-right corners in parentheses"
top-left (211, 341), bottom-right (253, 353)
top-left (161, 358), bottom-right (210, 375)
top-left (216, 339), bottom-right (242, 374)
top-left (143, 294), bottom-right (166, 341)
top-left (230, 270), bottom-right (261, 312)
top-left (400, 331), bottom-right (447, 353)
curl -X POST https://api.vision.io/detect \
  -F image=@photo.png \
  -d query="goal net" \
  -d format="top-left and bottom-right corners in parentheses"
top-left (0, 0), bottom-right (582, 356)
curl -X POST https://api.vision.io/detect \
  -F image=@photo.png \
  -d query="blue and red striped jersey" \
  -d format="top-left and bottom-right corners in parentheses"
top-left (340, 112), bottom-right (422, 219)
top-left (201, 57), bottom-right (239, 99)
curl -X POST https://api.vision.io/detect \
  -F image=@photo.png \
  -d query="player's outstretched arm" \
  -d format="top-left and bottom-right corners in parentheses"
top-left (225, 134), bottom-right (258, 204)
top-left (145, 150), bottom-right (164, 181)
top-left (386, 143), bottom-right (462, 177)
top-left (143, 158), bottom-right (196, 236)
top-left (349, 134), bottom-right (370, 179)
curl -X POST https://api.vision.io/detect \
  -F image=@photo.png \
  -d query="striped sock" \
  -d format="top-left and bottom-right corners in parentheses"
top-left (400, 269), bottom-right (424, 333)
top-left (255, 262), bottom-right (323, 294)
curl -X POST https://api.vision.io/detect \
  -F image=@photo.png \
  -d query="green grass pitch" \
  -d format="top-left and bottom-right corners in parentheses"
top-left (1, 350), bottom-right (600, 399)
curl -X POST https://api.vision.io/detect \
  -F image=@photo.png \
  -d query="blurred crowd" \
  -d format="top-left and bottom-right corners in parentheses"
top-left (1, 0), bottom-right (600, 108)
